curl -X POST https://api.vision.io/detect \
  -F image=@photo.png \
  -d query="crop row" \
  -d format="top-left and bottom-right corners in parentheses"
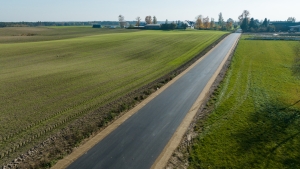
top-left (0, 30), bottom-right (226, 163)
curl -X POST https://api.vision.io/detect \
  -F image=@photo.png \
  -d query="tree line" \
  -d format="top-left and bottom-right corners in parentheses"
top-left (194, 13), bottom-right (237, 31)
top-left (0, 21), bottom-right (100, 27)
top-left (118, 15), bottom-right (188, 30)
top-left (238, 10), bottom-right (277, 32)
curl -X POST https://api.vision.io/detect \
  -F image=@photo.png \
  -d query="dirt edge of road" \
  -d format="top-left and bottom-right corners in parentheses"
top-left (163, 35), bottom-right (241, 169)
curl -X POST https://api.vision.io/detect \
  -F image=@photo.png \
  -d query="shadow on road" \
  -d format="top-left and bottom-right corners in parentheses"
top-left (233, 100), bottom-right (300, 168)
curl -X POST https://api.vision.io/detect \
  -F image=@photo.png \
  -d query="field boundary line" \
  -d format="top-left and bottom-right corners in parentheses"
top-left (151, 33), bottom-right (241, 169)
top-left (51, 33), bottom-right (229, 169)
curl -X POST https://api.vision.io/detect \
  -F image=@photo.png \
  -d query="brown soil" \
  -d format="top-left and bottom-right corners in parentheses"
top-left (1, 34), bottom-right (229, 169)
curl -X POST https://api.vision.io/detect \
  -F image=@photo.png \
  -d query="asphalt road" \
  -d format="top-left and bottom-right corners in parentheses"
top-left (67, 33), bottom-right (241, 169)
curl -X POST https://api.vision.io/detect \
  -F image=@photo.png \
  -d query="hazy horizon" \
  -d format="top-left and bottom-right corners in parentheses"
top-left (0, 0), bottom-right (299, 22)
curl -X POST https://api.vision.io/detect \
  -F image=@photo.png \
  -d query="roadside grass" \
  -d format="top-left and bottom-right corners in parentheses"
top-left (0, 28), bottom-right (226, 163)
top-left (189, 38), bottom-right (300, 168)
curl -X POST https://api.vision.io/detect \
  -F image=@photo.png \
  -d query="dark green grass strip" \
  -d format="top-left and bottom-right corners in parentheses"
top-left (189, 38), bottom-right (300, 169)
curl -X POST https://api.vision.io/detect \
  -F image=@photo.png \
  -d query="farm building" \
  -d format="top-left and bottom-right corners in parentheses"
top-left (134, 26), bottom-right (145, 29)
top-left (270, 21), bottom-right (300, 32)
top-left (92, 24), bottom-right (102, 28)
top-left (289, 25), bottom-right (300, 32)
top-left (145, 24), bottom-right (161, 30)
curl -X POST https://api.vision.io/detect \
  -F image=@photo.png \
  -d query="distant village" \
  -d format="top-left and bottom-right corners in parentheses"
top-left (0, 13), bottom-right (299, 32)
top-left (92, 14), bottom-right (300, 32)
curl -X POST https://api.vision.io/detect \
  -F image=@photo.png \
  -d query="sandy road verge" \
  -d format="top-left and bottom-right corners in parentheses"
top-left (151, 34), bottom-right (241, 169)
top-left (52, 34), bottom-right (234, 169)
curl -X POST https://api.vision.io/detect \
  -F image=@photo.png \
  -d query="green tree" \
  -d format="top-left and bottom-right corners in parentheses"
top-left (267, 25), bottom-right (275, 32)
top-left (218, 13), bottom-right (224, 28)
top-left (153, 16), bottom-right (157, 24)
top-left (238, 10), bottom-right (250, 32)
top-left (0, 22), bottom-right (6, 27)
top-left (262, 18), bottom-right (268, 27)
top-left (240, 18), bottom-right (249, 32)
top-left (249, 18), bottom-right (257, 31)
top-left (181, 23), bottom-right (188, 29)
top-left (171, 22), bottom-right (177, 29)
top-left (210, 18), bottom-right (215, 29)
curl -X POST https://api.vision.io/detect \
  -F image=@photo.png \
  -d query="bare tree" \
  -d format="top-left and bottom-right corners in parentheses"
top-left (287, 17), bottom-right (296, 22)
top-left (118, 15), bottom-right (126, 28)
top-left (195, 15), bottom-right (203, 29)
top-left (203, 16), bottom-right (210, 29)
top-left (145, 16), bottom-right (152, 24)
top-left (136, 16), bottom-right (141, 26)
top-left (238, 10), bottom-right (250, 22)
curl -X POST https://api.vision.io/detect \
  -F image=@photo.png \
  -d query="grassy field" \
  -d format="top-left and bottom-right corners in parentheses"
top-left (0, 26), bottom-right (140, 43)
top-left (189, 37), bottom-right (300, 168)
top-left (0, 27), bottom-right (226, 162)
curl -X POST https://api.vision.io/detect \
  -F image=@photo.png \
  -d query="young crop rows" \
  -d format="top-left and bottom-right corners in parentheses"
top-left (0, 28), bottom-right (225, 162)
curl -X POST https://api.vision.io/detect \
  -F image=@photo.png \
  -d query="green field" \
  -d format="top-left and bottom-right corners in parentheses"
top-left (0, 27), bottom-right (226, 161)
top-left (189, 38), bottom-right (300, 168)
top-left (0, 26), bottom-right (140, 43)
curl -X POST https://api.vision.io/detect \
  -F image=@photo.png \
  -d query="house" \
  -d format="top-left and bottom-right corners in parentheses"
top-left (144, 24), bottom-right (161, 30)
top-left (185, 20), bottom-right (195, 29)
top-left (176, 20), bottom-right (194, 29)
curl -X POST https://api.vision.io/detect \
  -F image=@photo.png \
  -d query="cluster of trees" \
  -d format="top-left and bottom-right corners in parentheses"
top-left (160, 20), bottom-right (187, 30)
top-left (195, 15), bottom-right (214, 29)
top-left (144, 16), bottom-right (158, 24)
top-left (287, 17), bottom-right (296, 23)
top-left (134, 15), bottom-right (187, 30)
top-left (195, 13), bottom-right (237, 31)
top-left (135, 15), bottom-right (158, 26)
top-left (239, 10), bottom-right (275, 32)
top-left (0, 21), bottom-right (94, 27)
top-left (161, 23), bottom-right (177, 30)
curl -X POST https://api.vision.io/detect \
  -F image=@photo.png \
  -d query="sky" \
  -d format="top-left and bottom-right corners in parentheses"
top-left (0, 0), bottom-right (299, 22)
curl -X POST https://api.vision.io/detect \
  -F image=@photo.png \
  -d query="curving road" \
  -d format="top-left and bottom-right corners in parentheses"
top-left (67, 33), bottom-right (241, 169)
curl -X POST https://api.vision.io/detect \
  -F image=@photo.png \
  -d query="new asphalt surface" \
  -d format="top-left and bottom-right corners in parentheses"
top-left (67, 33), bottom-right (241, 169)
